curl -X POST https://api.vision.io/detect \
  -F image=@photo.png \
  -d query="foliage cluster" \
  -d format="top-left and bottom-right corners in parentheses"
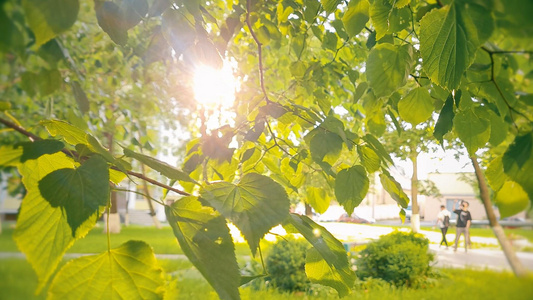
top-left (355, 231), bottom-right (434, 287)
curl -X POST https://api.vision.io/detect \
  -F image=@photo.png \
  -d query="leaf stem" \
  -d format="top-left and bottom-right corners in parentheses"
top-left (245, 0), bottom-right (272, 104)
top-left (106, 195), bottom-right (111, 253)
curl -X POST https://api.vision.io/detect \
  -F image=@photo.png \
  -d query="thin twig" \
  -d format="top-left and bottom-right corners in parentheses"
top-left (266, 119), bottom-right (291, 156)
top-left (0, 116), bottom-right (192, 197)
top-left (113, 187), bottom-right (166, 206)
top-left (245, 0), bottom-right (271, 104)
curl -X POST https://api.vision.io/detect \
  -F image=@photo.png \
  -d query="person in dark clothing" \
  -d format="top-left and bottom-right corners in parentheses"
top-left (436, 205), bottom-right (451, 248)
top-left (453, 200), bottom-right (472, 253)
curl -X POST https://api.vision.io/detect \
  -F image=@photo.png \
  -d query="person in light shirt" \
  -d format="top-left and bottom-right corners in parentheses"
top-left (436, 205), bottom-right (451, 248)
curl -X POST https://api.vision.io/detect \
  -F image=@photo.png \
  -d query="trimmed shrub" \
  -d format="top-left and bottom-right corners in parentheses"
top-left (265, 237), bottom-right (309, 292)
top-left (355, 231), bottom-right (434, 287)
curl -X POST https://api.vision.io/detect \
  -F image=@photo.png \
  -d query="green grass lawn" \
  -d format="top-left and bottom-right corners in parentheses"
top-left (1, 257), bottom-right (532, 300)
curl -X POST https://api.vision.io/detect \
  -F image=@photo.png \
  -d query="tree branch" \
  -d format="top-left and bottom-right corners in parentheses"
top-left (246, 0), bottom-right (272, 104)
top-left (0, 116), bottom-right (191, 197)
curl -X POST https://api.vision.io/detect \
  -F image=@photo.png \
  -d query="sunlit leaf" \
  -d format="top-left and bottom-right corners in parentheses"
top-left (398, 87), bottom-right (434, 125)
top-left (357, 145), bottom-right (380, 173)
top-left (494, 181), bottom-right (529, 219)
top-left (201, 173), bottom-right (290, 255)
top-left (485, 157), bottom-right (508, 192)
top-left (379, 172), bottom-right (409, 208)
top-left (0, 145), bottom-right (23, 166)
top-left (14, 153), bottom-right (98, 292)
top-left (39, 155), bottom-right (109, 237)
top-left (165, 197), bottom-right (240, 300)
top-left (123, 148), bottom-right (195, 183)
top-left (321, 0), bottom-right (342, 14)
top-left (366, 43), bottom-right (414, 97)
top-left (287, 214), bottom-right (356, 297)
top-left (335, 165), bottom-right (369, 214)
top-left (42, 120), bottom-right (88, 146)
top-left (306, 186), bottom-right (330, 214)
top-left (48, 240), bottom-right (165, 300)
top-left (342, 0), bottom-right (370, 37)
top-left (22, 0), bottom-right (79, 47)
top-left (453, 107), bottom-right (490, 156)
top-left (420, 2), bottom-right (479, 89)
top-left (503, 132), bottom-right (533, 202)
top-left (309, 131), bottom-right (344, 165)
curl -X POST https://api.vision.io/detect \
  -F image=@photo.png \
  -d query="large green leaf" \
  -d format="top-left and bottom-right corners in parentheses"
top-left (503, 132), bottom-right (533, 202)
top-left (22, 0), bottom-right (79, 47)
top-left (363, 134), bottom-right (393, 166)
top-left (335, 165), bottom-right (369, 214)
top-left (398, 87), bottom-right (434, 125)
top-left (306, 187), bottom-right (330, 214)
top-left (42, 120), bottom-right (88, 146)
top-left (0, 145), bottom-right (23, 166)
top-left (16, 139), bottom-right (64, 162)
top-left (366, 43), bottom-right (414, 98)
top-left (494, 181), bottom-right (529, 219)
top-left (165, 197), bottom-right (240, 300)
top-left (201, 173), bottom-right (290, 255)
top-left (309, 131), bottom-right (344, 165)
top-left (123, 148), bottom-right (195, 183)
top-left (39, 155), bottom-right (109, 237)
top-left (420, 2), bottom-right (479, 89)
top-left (485, 157), bottom-right (508, 192)
top-left (453, 107), bottom-right (490, 156)
top-left (369, 0), bottom-right (410, 40)
top-left (433, 94), bottom-right (455, 145)
top-left (287, 214), bottom-right (356, 297)
top-left (14, 153), bottom-right (99, 292)
top-left (48, 240), bottom-right (165, 300)
top-left (357, 145), bottom-right (380, 173)
top-left (342, 0), bottom-right (370, 37)
top-left (379, 172), bottom-right (409, 208)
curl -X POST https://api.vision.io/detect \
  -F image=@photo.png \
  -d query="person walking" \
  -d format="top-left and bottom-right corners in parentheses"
top-left (436, 205), bottom-right (451, 248)
top-left (453, 200), bottom-right (472, 253)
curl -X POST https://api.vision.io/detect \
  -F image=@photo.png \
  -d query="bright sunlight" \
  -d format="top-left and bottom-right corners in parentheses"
top-left (193, 61), bottom-right (237, 109)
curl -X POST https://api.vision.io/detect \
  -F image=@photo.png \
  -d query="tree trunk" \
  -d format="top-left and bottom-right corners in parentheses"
top-left (470, 156), bottom-right (528, 277)
top-left (305, 203), bottom-right (313, 217)
top-left (141, 164), bottom-right (162, 229)
top-left (410, 153), bottom-right (420, 233)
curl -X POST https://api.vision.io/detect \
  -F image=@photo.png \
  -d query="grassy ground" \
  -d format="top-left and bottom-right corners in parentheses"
top-left (1, 257), bottom-right (532, 300)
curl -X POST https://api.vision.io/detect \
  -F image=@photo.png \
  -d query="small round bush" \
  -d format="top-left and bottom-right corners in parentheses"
top-left (355, 231), bottom-right (434, 287)
top-left (265, 237), bottom-right (309, 292)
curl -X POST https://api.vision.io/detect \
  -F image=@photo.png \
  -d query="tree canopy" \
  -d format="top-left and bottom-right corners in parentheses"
top-left (1, 0), bottom-right (533, 298)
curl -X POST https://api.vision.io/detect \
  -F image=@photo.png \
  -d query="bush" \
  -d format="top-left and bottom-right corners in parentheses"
top-left (265, 237), bottom-right (309, 292)
top-left (355, 231), bottom-right (434, 287)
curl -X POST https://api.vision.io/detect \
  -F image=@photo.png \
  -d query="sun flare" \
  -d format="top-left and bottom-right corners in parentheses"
top-left (193, 62), bottom-right (237, 109)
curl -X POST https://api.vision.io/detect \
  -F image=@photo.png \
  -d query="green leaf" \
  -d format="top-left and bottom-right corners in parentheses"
top-left (465, 2), bottom-right (494, 44)
top-left (48, 240), bottom-right (165, 300)
top-left (503, 132), bottom-right (533, 202)
top-left (420, 2), bottom-right (479, 89)
top-left (14, 153), bottom-right (98, 292)
top-left (398, 87), bottom-right (434, 125)
top-left (485, 157), bottom-right (508, 192)
top-left (71, 81), bottom-right (90, 114)
top-left (165, 197), bottom-right (240, 300)
top-left (342, 0), bottom-right (370, 37)
top-left (357, 145), bottom-right (380, 173)
top-left (476, 108), bottom-right (507, 146)
top-left (306, 186), bottom-right (330, 214)
top-left (95, 1), bottom-right (127, 45)
top-left (370, 0), bottom-right (410, 40)
top-left (366, 43), bottom-right (414, 98)
top-left (38, 155), bottom-right (109, 237)
top-left (379, 172), bottom-right (409, 208)
top-left (42, 119), bottom-right (88, 146)
top-left (17, 139), bottom-right (64, 162)
top-left (201, 173), bottom-right (290, 255)
top-left (0, 145), bottom-right (23, 166)
top-left (335, 165), bottom-right (369, 214)
top-left (363, 134), bottom-right (393, 166)
top-left (494, 181), bottom-right (529, 219)
top-left (433, 94), bottom-right (455, 145)
top-left (309, 131), bottom-right (344, 165)
top-left (123, 148), bottom-right (195, 183)
top-left (321, 0), bottom-right (342, 14)
top-left (453, 108), bottom-right (490, 156)
top-left (0, 8), bottom-right (24, 53)
top-left (287, 214), bottom-right (356, 297)
top-left (22, 0), bottom-right (79, 47)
